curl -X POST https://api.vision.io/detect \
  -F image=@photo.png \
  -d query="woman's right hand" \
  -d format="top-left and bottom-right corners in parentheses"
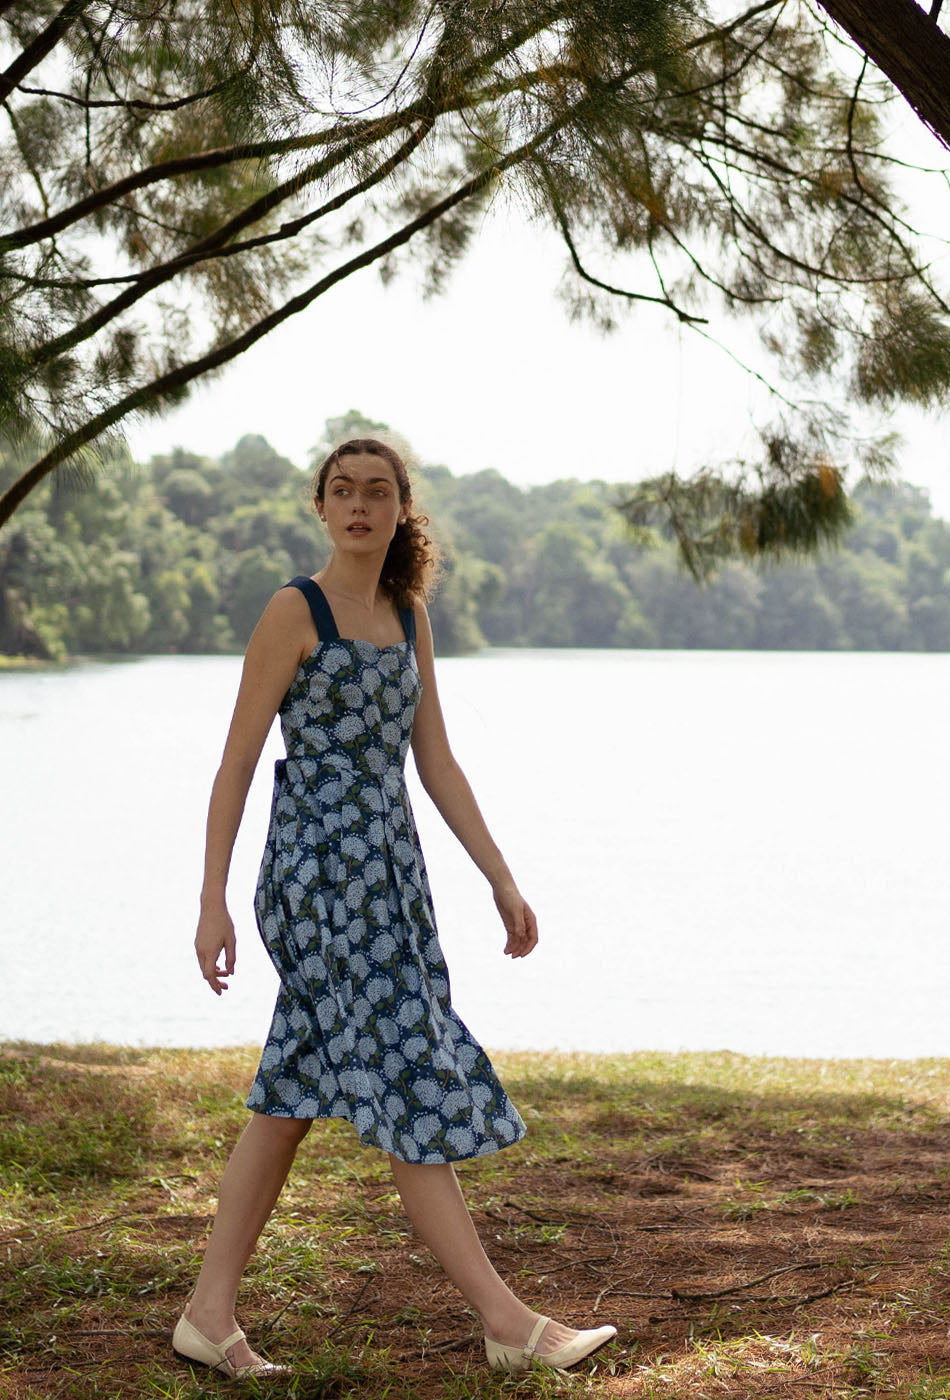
top-left (194, 904), bottom-right (236, 995)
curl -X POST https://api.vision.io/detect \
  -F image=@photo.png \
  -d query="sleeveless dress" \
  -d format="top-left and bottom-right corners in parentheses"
top-left (246, 577), bottom-right (527, 1164)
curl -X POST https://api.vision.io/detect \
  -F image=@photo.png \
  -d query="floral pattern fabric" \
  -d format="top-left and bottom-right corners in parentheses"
top-left (246, 578), bottom-right (526, 1164)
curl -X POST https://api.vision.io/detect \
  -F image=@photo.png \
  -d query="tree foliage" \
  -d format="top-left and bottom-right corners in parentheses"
top-left (2, 0), bottom-right (950, 560)
top-left (3, 419), bottom-right (949, 660)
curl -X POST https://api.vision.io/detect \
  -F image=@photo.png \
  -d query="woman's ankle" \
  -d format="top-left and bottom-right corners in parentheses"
top-left (480, 1302), bottom-right (540, 1345)
top-left (184, 1288), bottom-right (238, 1335)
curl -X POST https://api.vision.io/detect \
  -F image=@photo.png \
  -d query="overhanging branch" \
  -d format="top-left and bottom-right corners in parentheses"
top-left (818, 0), bottom-right (950, 149)
top-left (543, 171), bottom-right (707, 324)
top-left (0, 57), bottom-right (651, 523)
top-left (0, 0), bottom-right (92, 104)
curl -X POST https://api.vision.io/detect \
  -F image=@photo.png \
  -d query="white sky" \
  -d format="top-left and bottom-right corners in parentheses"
top-left (126, 125), bottom-right (950, 519)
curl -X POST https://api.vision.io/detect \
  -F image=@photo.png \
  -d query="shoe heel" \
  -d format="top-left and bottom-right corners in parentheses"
top-left (172, 1347), bottom-right (208, 1371)
top-left (485, 1338), bottom-right (529, 1372)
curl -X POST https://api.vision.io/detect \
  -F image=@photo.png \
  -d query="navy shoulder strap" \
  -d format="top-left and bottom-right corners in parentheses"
top-left (399, 601), bottom-right (416, 646)
top-left (284, 576), bottom-right (339, 641)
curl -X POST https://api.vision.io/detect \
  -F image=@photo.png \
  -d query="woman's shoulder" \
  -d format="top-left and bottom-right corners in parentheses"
top-left (249, 580), bottom-right (317, 653)
top-left (265, 578), bottom-right (314, 620)
top-left (241, 581), bottom-right (317, 688)
top-left (407, 594), bottom-right (432, 628)
top-left (408, 596), bottom-right (435, 655)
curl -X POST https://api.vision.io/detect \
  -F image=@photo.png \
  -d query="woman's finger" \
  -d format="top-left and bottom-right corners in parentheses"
top-left (205, 964), bottom-right (231, 994)
top-left (517, 903), bottom-right (538, 956)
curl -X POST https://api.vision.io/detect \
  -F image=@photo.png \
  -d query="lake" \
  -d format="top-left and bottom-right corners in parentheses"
top-left (1, 649), bottom-right (948, 1059)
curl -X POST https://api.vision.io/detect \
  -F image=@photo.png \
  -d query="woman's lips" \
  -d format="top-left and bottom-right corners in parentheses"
top-left (347, 523), bottom-right (371, 533)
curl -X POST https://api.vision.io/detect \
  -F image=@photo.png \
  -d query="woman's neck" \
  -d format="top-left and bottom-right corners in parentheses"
top-left (317, 557), bottom-right (385, 613)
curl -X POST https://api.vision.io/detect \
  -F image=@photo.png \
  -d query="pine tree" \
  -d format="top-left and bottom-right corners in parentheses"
top-left (2, 0), bottom-right (949, 573)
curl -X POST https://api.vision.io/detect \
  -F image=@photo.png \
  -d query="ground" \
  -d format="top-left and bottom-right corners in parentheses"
top-left (2, 1046), bottom-right (950, 1399)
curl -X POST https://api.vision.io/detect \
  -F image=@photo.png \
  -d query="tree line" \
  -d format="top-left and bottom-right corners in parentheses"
top-left (2, 426), bottom-right (948, 660)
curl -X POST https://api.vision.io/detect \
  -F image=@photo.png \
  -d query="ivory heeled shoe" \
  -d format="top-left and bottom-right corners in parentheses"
top-left (484, 1314), bottom-right (618, 1372)
top-left (172, 1311), bottom-right (289, 1380)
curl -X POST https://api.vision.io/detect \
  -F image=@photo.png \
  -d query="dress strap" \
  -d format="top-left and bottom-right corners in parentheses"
top-left (398, 601), bottom-right (416, 646)
top-left (284, 576), bottom-right (339, 642)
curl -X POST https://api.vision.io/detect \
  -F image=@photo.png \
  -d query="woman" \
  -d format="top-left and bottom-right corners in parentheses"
top-left (174, 437), bottom-right (616, 1379)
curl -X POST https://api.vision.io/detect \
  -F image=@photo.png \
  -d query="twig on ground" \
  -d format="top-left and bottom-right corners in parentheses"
top-left (422, 1332), bottom-right (479, 1355)
top-left (0, 1210), bottom-right (166, 1244)
top-left (650, 1275), bottom-right (858, 1321)
top-left (671, 1258), bottom-right (834, 1300)
top-left (324, 1272), bottom-right (377, 1333)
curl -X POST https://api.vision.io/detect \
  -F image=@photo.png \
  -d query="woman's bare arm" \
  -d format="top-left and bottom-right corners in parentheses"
top-left (194, 588), bottom-right (312, 993)
top-left (409, 603), bottom-right (538, 959)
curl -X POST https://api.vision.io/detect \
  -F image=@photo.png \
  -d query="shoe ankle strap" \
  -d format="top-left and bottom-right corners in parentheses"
top-left (216, 1328), bottom-right (246, 1359)
top-left (523, 1315), bottom-right (550, 1360)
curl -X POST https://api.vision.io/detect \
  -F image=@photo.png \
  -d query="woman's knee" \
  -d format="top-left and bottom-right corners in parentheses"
top-left (252, 1114), bottom-right (313, 1147)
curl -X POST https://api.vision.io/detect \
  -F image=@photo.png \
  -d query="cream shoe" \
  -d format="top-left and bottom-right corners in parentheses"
top-left (484, 1314), bottom-right (617, 1372)
top-left (172, 1311), bottom-right (288, 1379)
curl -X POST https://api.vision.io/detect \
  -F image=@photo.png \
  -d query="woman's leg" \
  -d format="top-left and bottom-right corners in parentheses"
top-left (184, 1114), bottom-right (312, 1367)
top-left (388, 1156), bottom-right (582, 1353)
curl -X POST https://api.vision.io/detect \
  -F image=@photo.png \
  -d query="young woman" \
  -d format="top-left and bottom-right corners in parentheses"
top-left (174, 438), bottom-right (616, 1379)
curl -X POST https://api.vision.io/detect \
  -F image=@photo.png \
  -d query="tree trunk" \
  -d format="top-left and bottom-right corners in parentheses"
top-left (818, 0), bottom-right (950, 151)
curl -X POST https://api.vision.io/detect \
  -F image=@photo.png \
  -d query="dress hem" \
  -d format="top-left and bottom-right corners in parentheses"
top-left (246, 1098), bottom-right (527, 1165)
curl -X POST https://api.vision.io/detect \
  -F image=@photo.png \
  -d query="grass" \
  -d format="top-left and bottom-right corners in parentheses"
top-left (0, 655), bottom-right (69, 671)
top-left (3, 1044), bottom-right (950, 1398)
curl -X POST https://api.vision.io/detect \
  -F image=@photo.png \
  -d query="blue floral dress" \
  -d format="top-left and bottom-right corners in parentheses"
top-left (246, 576), bottom-right (527, 1164)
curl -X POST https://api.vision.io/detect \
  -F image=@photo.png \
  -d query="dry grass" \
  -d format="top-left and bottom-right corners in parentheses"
top-left (2, 1045), bottom-right (950, 1398)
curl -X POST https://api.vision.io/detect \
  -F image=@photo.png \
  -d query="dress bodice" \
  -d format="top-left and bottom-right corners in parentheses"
top-left (276, 575), bottom-right (421, 782)
top-left (279, 638), bottom-right (422, 778)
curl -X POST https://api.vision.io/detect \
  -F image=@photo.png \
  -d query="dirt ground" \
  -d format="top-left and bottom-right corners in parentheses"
top-left (334, 1127), bottom-right (950, 1396)
top-left (5, 1049), bottom-right (950, 1398)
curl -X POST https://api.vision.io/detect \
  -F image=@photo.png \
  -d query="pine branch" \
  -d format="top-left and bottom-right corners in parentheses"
top-left (0, 126), bottom-right (392, 254)
top-left (686, 125), bottom-right (950, 313)
top-left (1, 89), bottom-right (504, 255)
top-left (1, 0), bottom-right (783, 257)
top-left (0, 55), bottom-right (650, 523)
top-left (0, 0), bottom-right (93, 105)
top-left (17, 81), bottom-right (229, 112)
top-left (26, 114), bottom-right (430, 369)
top-left (845, 54), bottom-right (870, 194)
top-left (633, 128), bottom-right (783, 307)
top-left (3, 100), bottom-right (51, 220)
top-left (543, 169), bottom-right (706, 324)
top-left (24, 32), bottom-right (676, 373)
top-left (24, 4), bottom-right (476, 369)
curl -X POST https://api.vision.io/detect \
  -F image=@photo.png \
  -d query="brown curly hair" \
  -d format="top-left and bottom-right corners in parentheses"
top-left (312, 438), bottom-right (442, 610)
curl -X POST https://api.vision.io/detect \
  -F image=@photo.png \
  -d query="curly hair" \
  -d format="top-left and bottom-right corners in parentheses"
top-left (312, 438), bottom-right (442, 610)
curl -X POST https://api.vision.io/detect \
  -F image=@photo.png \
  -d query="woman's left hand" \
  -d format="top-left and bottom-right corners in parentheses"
top-left (493, 881), bottom-right (539, 958)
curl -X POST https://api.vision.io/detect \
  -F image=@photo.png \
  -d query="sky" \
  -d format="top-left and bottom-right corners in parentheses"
top-left (125, 131), bottom-right (950, 519)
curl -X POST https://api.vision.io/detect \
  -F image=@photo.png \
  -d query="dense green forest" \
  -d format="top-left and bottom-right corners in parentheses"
top-left (2, 425), bottom-right (949, 660)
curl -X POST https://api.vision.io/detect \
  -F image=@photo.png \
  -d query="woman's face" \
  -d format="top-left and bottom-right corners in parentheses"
top-left (317, 453), bottom-right (408, 554)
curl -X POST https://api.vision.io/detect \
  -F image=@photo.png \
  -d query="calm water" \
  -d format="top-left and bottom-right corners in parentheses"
top-left (1, 649), bottom-right (948, 1058)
